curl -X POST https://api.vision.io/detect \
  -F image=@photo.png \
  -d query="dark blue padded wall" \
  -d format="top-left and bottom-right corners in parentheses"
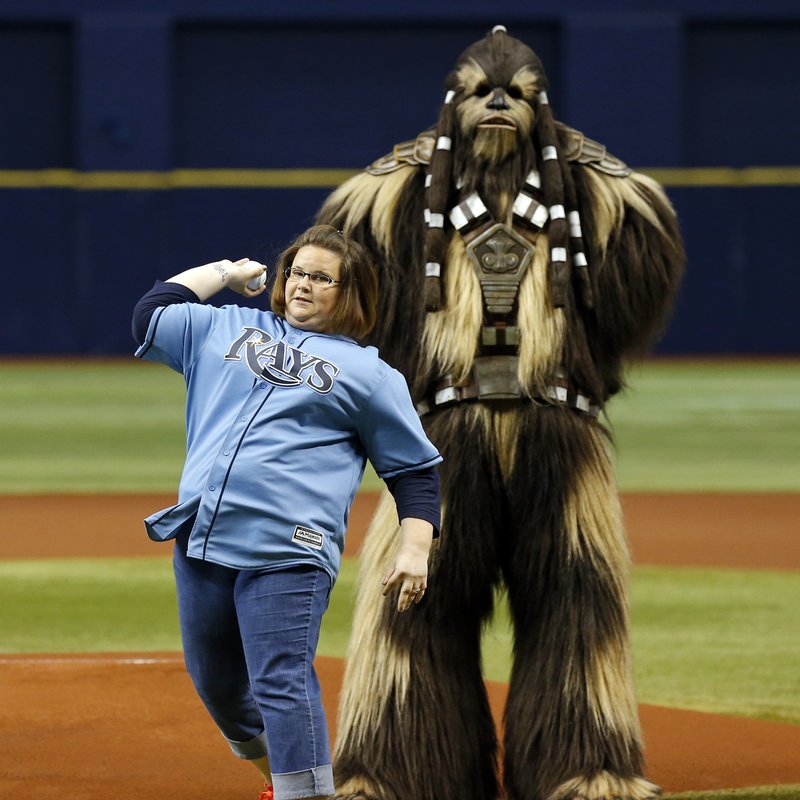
top-left (0, 24), bottom-right (73, 168)
top-left (173, 23), bottom-right (560, 168)
top-left (0, 7), bottom-right (798, 355)
top-left (685, 22), bottom-right (800, 167)
top-left (665, 20), bottom-right (800, 353)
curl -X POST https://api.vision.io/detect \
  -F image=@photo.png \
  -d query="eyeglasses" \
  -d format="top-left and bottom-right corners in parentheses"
top-left (283, 266), bottom-right (343, 287)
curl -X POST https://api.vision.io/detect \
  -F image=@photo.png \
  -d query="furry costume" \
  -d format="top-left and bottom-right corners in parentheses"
top-left (316, 26), bottom-right (684, 800)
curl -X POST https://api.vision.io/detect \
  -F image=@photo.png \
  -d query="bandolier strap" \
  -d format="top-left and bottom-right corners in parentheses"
top-left (416, 356), bottom-right (601, 419)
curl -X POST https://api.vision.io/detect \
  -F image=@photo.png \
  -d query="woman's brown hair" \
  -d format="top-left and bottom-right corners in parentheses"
top-left (271, 224), bottom-right (378, 340)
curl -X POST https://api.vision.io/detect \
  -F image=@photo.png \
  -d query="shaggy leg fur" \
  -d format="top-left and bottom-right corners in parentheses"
top-left (333, 406), bottom-right (505, 800)
top-left (333, 404), bottom-right (657, 800)
top-left (501, 407), bottom-right (658, 800)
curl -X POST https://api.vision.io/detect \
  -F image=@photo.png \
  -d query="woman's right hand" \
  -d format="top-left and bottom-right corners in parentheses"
top-left (225, 258), bottom-right (269, 297)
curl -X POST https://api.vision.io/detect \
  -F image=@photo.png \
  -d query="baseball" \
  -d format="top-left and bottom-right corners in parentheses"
top-left (246, 266), bottom-right (267, 291)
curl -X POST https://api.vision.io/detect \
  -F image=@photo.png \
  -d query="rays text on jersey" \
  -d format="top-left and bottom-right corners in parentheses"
top-left (224, 326), bottom-right (340, 394)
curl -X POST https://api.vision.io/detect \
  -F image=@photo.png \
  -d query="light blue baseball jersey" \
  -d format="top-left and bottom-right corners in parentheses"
top-left (136, 302), bottom-right (442, 582)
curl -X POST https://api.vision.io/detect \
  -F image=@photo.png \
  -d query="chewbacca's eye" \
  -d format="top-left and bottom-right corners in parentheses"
top-left (507, 85), bottom-right (523, 99)
top-left (474, 82), bottom-right (491, 97)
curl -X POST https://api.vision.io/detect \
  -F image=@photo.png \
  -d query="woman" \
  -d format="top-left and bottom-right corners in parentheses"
top-left (132, 225), bottom-right (442, 800)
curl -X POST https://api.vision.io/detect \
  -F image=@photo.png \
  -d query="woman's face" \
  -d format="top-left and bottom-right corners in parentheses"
top-left (283, 245), bottom-right (343, 332)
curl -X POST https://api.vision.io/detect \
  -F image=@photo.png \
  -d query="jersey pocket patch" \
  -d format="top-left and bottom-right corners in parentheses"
top-left (292, 525), bottom-right (324, 550)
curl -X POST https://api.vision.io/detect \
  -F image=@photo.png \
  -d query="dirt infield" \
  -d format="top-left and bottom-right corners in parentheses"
top-left (3, 491), bottom-right (799, 569)
top-left (2, 653), bottom-right (800, 799)
top-left (1, 491), bottom-right (799, 798)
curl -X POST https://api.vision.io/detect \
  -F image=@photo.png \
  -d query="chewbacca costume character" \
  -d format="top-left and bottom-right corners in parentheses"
top-left (317, 27), bottom-right (684, 800)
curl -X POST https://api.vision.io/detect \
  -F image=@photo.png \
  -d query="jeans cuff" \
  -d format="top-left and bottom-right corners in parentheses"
top-left (273, 764), bottom-right (334, 799)
top-left (226, 730), bottom-right (268, 759)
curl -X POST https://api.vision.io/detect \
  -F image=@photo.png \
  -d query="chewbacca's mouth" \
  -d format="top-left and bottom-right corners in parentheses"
top-left (477, 114), bottom-right (516, 131)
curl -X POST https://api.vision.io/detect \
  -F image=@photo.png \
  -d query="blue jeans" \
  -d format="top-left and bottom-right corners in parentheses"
top-left (173, 542), bottom-right (334, 799)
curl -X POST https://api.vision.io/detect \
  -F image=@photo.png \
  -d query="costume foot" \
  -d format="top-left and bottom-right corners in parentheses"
top-left (333, 778), bottom-right (381, 800)
top-left (547, 772), bottom-right (661, 800)
top-left (334, 795), bottom-right (377, 800)
top-left (334, 793), bottom-right (380, 800)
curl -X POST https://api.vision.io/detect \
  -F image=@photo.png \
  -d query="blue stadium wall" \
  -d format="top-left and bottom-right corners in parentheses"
top-left (1, 0), bottom-right (798, 355)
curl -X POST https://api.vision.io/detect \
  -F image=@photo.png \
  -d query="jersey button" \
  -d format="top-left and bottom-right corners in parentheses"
top-left (259, 382), bottom-right (267, 389)
top-left (209, 485), bottom-right (216, 492)
top-left (223, 450), bottom-right (230, 456)
top-left (240, 416), bottom-right (247, 422)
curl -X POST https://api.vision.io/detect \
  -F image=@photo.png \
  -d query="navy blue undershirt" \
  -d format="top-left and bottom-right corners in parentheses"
top-left (132, 281), bottom-right (441, 536)
top-left (132, 280), bottom-right (200, 345)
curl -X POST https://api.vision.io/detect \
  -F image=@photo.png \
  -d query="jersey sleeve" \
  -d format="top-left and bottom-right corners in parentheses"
top-left (132, 280), bottom-right (200, 345)
top-left (356, 368), bottom-right (442, 480)
top-left (134, 299), bottom-right (221, 375)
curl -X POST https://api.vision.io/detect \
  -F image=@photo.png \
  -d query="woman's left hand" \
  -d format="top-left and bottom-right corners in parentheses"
top-left (381, 518), bottom-right (433, 612)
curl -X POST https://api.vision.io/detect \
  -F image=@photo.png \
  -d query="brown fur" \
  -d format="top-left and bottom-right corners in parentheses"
top-left (318, 27), bottom-right (684, 800)
top-left (456, 61), bottom-right (539, 163)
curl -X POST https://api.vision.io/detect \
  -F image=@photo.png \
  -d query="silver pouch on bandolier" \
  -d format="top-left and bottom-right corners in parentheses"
top-left (464, 223), bottom-right (536, 315)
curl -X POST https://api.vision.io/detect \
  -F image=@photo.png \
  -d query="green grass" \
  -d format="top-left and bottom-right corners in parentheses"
top-left (630, 567), bottom-right (800, 724)
top-left (607, 360), bottom-right (800, 491)
top-left (2, 556), bottom-right (799, 727)
top-left (0, 359), bottom-right (384, 493)
top-left (3, 556), bottom-right (798, 800)
top-left (2, 359), bottom-right (797, 800)
top-left (0, 359), bottom-right (798, 493)
top-left (0, 361), bottom-right (187, 492)
top-left (0, 554), bottom-right (355, 657)
top-left (663, 789), bottom-right (800, 800)
top-left (480, 566), bottom-right (800, 725)
top-left (0, 556), bottom-right (181, 652)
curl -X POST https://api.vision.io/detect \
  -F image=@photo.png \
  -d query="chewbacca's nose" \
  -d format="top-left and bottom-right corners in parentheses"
top-left (486, 89), bottom-right (509, 110)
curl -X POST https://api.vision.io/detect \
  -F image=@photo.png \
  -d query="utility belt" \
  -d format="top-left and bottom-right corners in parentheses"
top-left (416, 356), bottom-right (600, 419)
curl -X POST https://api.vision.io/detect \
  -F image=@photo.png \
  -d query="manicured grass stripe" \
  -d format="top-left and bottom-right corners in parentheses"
top-left (483, 565), bottom-right (800, 725)
top-left (0, 361), bottom-right (186, 493)
top-left (1, 556), bottom-right (798, 726)
top-left (630, 566), bottom-right (800, 725)
top-left (0, 360), bottom-right (382, 493)
top-left (0, 557), bottom-right (181, 653)
top-left (607, 361), bottom-right (800, 491)
top-left (1, 360), bottom-right (798, 493)
top-left (0, 555), bottom-right (357, 658)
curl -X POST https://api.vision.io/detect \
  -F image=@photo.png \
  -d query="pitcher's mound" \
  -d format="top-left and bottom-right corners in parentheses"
top-left (1, 653), bottom-right (799, 799)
